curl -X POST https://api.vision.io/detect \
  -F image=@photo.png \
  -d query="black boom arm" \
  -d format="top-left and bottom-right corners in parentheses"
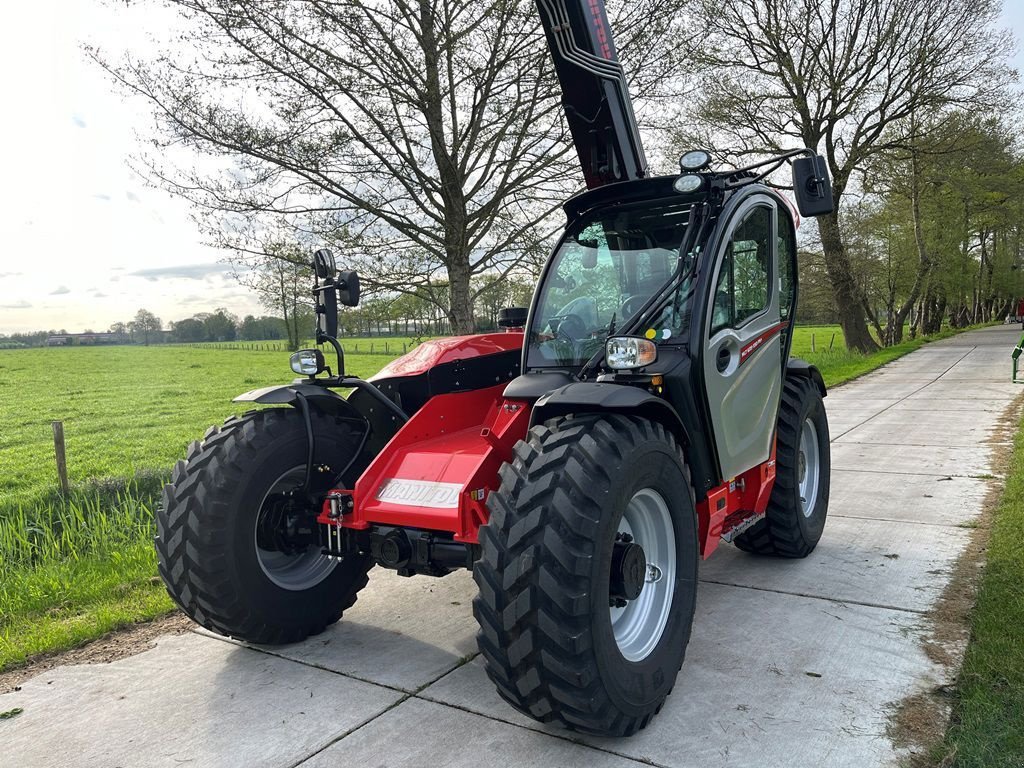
top-left (536, 0), bottom-right (648, 188)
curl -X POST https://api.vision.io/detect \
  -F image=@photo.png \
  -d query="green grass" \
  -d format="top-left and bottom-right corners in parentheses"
top-left (936, 411), bottom-right (1024, 766)
top-left (0, 323), bottom-right (994, 670)
top-left (0, 342), bottom-right (404, 670)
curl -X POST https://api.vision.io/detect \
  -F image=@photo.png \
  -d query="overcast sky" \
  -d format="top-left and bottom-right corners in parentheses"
top-left (1, 1), bottom-right (1023, 335)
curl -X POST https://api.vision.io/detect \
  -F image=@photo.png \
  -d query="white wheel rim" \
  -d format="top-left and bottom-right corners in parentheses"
top-left (255, 466), bottom-right (337, 591)
top-left (798, 419), bottom-right (820, 518)
top-left (610, 488), bottom-right (676, 662)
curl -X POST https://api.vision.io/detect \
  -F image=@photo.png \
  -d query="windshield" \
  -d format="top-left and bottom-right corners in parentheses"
top-left (527, 201), bottom-right (694, 369)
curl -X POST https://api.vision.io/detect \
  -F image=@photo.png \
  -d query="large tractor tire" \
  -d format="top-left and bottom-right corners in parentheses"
top-left (473, 414), bottom-right (698, 737)
top-left (734, 375), bottom-right (830, 557)
top-left (157, 408), bottom-right (373, 645)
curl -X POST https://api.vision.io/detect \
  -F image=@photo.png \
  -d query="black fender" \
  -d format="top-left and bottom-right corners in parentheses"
top-left (234, 382), bottom-right (407, 459)
top-left (233, 383), bottom-right (366, 419)
top-left (530, 382), bottom-right (692, 448)
top-left (786, 358), bottom-right (827, 397)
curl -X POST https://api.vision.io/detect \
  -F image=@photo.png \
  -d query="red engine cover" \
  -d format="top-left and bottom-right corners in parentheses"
top-left (370, 332), bottom-right (523, 380)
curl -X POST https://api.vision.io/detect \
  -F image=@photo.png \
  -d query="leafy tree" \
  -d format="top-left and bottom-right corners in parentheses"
top-left (677, 0), bottom-right (1013, 351)
top-left (171, 316), bottom-right (207, 342)
top-left (128, 308), bottom-right (162, 345)
top-left (202, 308), bottom-right (239, 342)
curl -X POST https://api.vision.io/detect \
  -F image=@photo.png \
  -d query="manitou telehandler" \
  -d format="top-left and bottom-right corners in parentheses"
top-left (157, 0), bottom-right (835, 737)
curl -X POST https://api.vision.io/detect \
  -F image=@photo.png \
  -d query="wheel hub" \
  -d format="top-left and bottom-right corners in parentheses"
top-left (255, 467), bottom-right (338, 591)
top-left (609, 532), bottom-right (647, 604)
top-left (256, 492), bottom-right (316, 556)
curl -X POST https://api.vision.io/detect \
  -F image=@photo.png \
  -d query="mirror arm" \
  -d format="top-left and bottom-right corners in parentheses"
top-left (316, 330), bottom-right (345, 376)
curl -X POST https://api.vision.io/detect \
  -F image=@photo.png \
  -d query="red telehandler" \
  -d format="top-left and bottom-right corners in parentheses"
top-left (158, 0), bottom-right (836, 736)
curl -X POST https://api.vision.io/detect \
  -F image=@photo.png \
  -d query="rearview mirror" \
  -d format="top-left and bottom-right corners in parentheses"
top-left (337, 270), bottom-right (360, 307)
top-left (792, 155), bottom-right (834, 217)
top-left (313, 249), bottom-right (337, 279)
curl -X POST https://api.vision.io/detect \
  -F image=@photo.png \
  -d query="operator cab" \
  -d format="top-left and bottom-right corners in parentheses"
top-left (510, 149), bottom-right (829, 494)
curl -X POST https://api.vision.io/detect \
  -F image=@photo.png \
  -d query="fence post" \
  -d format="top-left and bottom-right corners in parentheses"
top-left (811, 333), bottom-right (816, 353)
top-left (829, 333), bottom-right (836, 350)
top-left (52, 421), bottom-right (69, 495)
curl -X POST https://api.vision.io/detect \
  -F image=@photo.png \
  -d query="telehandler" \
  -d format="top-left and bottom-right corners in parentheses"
top-left (158, 0), bottom-right (834, 736)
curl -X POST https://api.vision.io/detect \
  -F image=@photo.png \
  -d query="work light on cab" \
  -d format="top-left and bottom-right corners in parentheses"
top-left (679, 150), bottom-right (712, 171)
top-left (606, 336), bottom-right (657, 370)
top-left (673, 174), bottom-right (704, 194)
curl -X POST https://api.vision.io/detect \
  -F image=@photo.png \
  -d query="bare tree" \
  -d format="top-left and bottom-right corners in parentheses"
top-left (242, 241), bottom-right (314, 349)
top-left (93, 0), bottom-right (690, 334)
top-left (678, 0), bottom-right (1013, 351)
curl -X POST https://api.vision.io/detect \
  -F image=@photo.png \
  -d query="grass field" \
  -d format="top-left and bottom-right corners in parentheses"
top-left (0, 323), bottom-right (993, 669)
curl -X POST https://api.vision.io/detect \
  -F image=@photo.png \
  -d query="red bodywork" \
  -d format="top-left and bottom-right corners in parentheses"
top-left (319, 334), bottom-right (775, 558)
top-left (369, 332), bottom-right (523, 380)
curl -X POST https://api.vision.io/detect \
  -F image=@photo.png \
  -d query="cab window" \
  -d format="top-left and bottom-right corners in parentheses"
top-left (710, 206), bottom-right (772, 335)
top-left (777, 206), bottom-right (796, 320)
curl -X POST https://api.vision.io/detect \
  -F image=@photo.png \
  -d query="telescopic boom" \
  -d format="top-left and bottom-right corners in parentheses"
top-left (535, 0), bottom-right (648, 188)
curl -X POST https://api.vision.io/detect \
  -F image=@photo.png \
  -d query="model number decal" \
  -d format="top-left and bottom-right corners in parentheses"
top-left (376, 479), bottom-right (463, 509)
top-left (739, 322), bottom-right (789, 365)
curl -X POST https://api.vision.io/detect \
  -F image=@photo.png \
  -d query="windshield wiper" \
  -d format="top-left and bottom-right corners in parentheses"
top-left (575, 203), bottom-right (709, 381)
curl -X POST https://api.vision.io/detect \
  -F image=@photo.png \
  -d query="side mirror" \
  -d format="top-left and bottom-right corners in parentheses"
top-left (290, 348), bottom-right (326, 376)
top-left (792, 154), bottom-right (834, 217)
top-left (337, 270), bottom-right (360, 307)
top-left (313, 249), bottom-right (337, 279)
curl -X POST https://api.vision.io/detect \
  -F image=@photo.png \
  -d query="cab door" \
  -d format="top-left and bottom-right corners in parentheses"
top-left (702, 196), bottom-right (784, 480)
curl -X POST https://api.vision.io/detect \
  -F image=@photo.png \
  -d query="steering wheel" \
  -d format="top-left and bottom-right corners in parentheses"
top-left (549, 313), bottom-right (588, 342)
top-left (619, 294), bottom-right (648, 320)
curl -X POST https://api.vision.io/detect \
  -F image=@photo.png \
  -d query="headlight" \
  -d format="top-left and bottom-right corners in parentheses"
top-left (606, 337), bottom-right (657, 370)
top-left (290, 348), bottom-right (326, 376)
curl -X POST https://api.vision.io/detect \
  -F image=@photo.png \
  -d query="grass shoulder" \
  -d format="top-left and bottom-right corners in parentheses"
top-left (931, 407), bottom-right (1024, 766)
top-left (794, 322), bottom-right (998, 388)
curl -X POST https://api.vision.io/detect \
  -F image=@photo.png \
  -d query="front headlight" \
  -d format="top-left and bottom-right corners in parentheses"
top-left (606, 336), bottom-right (657, 370)
top-left (290, 348), bottom-right (326, 376)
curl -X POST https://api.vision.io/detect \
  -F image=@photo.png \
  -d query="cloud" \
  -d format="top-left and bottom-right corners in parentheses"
top-left (50, 285), bottom-right (70, 295)
top-left (92, 291), bottom-right (108, 298)
top-left (129, 263), bottom-right (232, 281)
top-left (93, 193), bottom-right (111, 201)
top-left (72, 115), bottom-right (87, 128)
top-left (0, 272), bottom-right (22, 278)
top-left (0, 300), bottom-right (32, 309)
top-left (126, 191), bottom-right (141, 203)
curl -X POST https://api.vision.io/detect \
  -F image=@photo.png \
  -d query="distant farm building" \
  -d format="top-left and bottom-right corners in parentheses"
top-left (46, 332), bottom-right (128, 347)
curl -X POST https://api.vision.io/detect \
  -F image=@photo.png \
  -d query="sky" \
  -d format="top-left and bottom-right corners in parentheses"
top-left (0, 1), bottom-right (260, 335)
top-left (1, 1), bottom-right (1023, 335)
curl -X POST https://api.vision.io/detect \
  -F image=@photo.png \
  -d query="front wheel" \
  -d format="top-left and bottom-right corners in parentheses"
top-left (473, 414), bottom-right (698, 736)
top-left (156, 408), bottom-right (373, 644)
top-left (734, 376), bottom-right (830, 557)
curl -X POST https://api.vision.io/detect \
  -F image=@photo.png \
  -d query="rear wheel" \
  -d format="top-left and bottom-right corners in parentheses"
top-left (734, 376), bottom-right (830, 557)
top-left (157, 408), bottom-right (373, 644)
top-left (473, 414), bottom-right (698, 736)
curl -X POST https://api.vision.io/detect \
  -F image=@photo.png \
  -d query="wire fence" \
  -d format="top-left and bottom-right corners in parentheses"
top-left (172, 340), bottom-right (412, 355)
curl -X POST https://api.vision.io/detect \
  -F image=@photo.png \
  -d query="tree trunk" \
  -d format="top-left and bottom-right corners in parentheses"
top-left (447, 259), bottom-right (474, 334)
top-left (888, 148), bottom-right (932, 346)
top-left (817, 210), bottom-right (879, 353)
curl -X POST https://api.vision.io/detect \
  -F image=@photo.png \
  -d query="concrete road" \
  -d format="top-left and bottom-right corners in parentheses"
top-left (3, 325), bottom-right (1020, 768)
